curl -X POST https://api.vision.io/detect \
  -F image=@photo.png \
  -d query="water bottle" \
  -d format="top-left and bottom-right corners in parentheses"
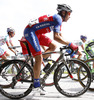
top-left (43, 61), bottom-right (52, 73)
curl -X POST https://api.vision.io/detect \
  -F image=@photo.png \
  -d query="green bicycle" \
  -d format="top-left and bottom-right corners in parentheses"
top-left (78, 41), bottom-right (94, 91)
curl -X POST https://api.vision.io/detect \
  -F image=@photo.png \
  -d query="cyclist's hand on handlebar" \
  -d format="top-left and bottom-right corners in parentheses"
top-left (14, 52), bottom-right (17, 56)
top-left (69, 43), bottom-right (78, 51)
top-left (14, 50), bottom-right (19, 56)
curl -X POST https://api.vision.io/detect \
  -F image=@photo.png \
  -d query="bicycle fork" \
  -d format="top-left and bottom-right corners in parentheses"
top-left (65, 64), bottom-right (73, 79)
top-left (58, 54), bottom-right (74, 79)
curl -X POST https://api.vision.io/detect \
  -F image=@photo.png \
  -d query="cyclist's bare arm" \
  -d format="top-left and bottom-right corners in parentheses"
top-left (81, 44), bottom-right (84, 50)
top-left (9, 41), bottom-right (19, 52)
top-left (9, 40), bottom-right (14, 47)
top-left (41, 46), bottom-right (46, 51)
top-left (53, 32), bottom-right (69, 45)
top-left (6, 42), bottom-right (16, 54)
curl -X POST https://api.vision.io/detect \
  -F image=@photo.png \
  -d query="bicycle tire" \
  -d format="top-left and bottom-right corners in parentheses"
top-left (54, 59), bottom-right (91, 97)
top-left (0, 60), bottom-right (34, 99)
top-left (0, 64), bottom-right (19, 88)
top-left (79, 58), bottom-right (94, 91)
top-left (0, 59), bottom-right (20, 88)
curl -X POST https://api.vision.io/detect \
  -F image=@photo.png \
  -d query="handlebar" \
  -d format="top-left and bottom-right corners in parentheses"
top-left (9, 46), bottom-right (21, 49)
top-left (8, 46), bottom-right (22, 56)
top-left (82, 51), bottom-right (86, 54)
top-left (60, 46), bottom-right (77, 56)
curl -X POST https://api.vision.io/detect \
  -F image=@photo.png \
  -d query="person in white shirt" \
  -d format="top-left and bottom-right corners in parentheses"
top-left (0, 27), bottom-right (16, 59)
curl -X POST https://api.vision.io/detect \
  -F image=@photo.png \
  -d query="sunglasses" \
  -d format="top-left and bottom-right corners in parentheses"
top-left (68, 12), bottom-right (71, 16)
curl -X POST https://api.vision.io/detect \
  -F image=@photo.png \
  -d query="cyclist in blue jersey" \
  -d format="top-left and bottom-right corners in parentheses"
top-left (23, 4), bottom-right (78, 95)
top-left (66, 35), bottom-right (87, 59)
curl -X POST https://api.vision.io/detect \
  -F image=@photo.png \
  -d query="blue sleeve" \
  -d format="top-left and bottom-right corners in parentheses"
top-left (53, 14), bottom-right (62, 33)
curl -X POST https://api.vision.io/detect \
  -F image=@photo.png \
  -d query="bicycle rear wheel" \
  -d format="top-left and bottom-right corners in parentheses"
top-left (0, 60), bottom-right (34, 99)
top-left (54, 59), bottom-right (91, 97)
top-left (79, 59), bottom-right (94, 91)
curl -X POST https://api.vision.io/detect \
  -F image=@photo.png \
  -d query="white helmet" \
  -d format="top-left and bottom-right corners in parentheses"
top-left (57, 4), bottom-right (72, 13)
top-left (7, 27), bottom-right (15, 33)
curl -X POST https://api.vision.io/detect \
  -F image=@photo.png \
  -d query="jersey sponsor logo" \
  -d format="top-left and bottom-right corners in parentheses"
top-left (31, 32), bottom-right (40, 51)
top-left (36, 23), bottom-right (50, 29)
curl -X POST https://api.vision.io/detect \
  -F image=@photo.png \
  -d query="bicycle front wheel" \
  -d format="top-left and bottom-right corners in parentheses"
top-left (0, 60), bottom-right (34, 99)
top-left (54, 59), bottom-right (91, 97)
top-left (0, 59), bottom-right (19, 88)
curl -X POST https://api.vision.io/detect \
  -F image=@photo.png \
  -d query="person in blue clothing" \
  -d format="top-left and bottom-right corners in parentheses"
top-left (23, 4), bottom-right (78, 95)
top-left (66, 35), bottom-right (87, 59)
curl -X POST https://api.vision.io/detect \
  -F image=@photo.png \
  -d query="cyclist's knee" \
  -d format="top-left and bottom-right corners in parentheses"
top-left (1, 55), bottom-right (7, 59)
top-left (5, 52), bottom-right (10, 56)
top-left (35, 54), bottom-right (43, 62)
top-left (49, 43), bottom-right (57, 51)
top-left (78, 52), bottom-right (82, 57)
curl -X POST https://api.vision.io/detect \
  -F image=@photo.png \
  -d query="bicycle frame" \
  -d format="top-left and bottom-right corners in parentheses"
top-left (41, 51), bottom-right (72, 85)
top-left (10, 46), bottom-right (73, 87)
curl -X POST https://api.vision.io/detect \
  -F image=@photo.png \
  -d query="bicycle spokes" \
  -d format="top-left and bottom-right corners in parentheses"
top-left (54, 59), bottom-right (91, 97)
top-left (0, 60), bottom-right (34, 99)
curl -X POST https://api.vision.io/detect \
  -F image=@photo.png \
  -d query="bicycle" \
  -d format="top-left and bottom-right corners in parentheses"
top-left (78, 47), bottom-right (94, 91)
top-left (5, 45), bottom-right (89, 86)
top-left (9, 47), bottom-right (77, 87)
top-left (0, 41), bottom-right (91, 99)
